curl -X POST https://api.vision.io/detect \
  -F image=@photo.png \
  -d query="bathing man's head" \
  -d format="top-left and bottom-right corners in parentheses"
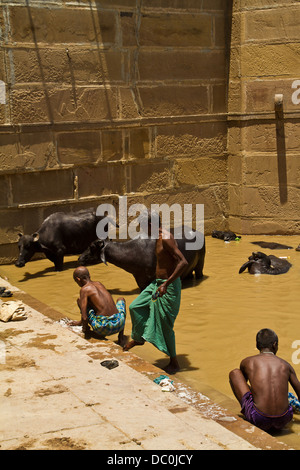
top-left (256, 328), bottom-right (278, 354)
top-left (73, 266), bottom-right (91, 286)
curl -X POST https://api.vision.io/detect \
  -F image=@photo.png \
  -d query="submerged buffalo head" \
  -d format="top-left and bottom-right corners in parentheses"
top-left (239, 252), bottom-right (273, 274)
top-left (78, 240), bottom-right (106, 266)
top-left (15, 232), bottom-right (41, 268)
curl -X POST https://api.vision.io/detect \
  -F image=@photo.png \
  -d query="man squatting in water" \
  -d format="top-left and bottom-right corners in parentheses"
top-left (229, 328), bottom-right (300, 432)
top-left (123, 210), bottom-right (188, 374)
top-left (69, 266), bottom-right (126, 346)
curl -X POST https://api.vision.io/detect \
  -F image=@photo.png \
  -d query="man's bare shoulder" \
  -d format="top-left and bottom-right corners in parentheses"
top-left (242, 354), bottom-right (292, 369)
top-left (240, 355), bottom-right (257, 365)
top-left (81, 281), bottom-right (101, 294)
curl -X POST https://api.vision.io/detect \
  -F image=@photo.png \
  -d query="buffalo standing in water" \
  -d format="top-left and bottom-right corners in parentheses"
top-left (78, 228), bottom-right (206, 291)
top-left (239, 252), bottom-right (292, 275)
top-left (15, 209), bottom-right (114, 271)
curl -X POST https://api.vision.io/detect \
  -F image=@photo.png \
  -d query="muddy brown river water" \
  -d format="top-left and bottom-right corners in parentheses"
top-left (1, 234), bottom-right (300, 448)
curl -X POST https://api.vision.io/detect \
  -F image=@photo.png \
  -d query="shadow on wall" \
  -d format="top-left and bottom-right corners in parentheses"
top-left (25, 0), bottom-right (116, 123)
top-left (25, 0), bottom-right (54, 123)
top-left (275, 97), bottom-right (287, 204)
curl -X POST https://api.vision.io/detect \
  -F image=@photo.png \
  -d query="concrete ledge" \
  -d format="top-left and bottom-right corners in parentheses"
top-left (0, 278), bottom-right (293, 451)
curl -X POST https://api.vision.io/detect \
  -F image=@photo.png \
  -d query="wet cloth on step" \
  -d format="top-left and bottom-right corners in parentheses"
top-left (0, 300), bottom-right (27, 322)
top-left (241, 391), bottom-right (293, 431)
top-left (129, 278), bottom-right (181, 358)
top-left (88, 299), bottom-right (126, 337)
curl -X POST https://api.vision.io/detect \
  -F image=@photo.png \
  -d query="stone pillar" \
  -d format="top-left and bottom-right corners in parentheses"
top-left (228, 0), bottom-right (300, 234)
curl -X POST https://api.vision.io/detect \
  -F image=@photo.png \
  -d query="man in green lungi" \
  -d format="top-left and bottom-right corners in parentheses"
top-left (123, 211), bottom-right (188, 374)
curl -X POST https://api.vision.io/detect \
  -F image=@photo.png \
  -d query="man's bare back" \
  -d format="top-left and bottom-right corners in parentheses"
top-left (81, 281), bottom-right (118, 317)
top-left (230, 328), bottom-right (300, 418)
top-left (240, 353), bottom-right (293, 415)
top-left (155, 228), bottom-right (188, 297)
top-left (69, 266), bottom-right (118, 334)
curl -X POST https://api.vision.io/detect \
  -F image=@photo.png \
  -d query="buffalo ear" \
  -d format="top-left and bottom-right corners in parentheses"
top-left (100, 252), bottom-right (107, 265)
top-left (32, 232), bottom-right (39, 242)
top-left (239, 261), bottom-right (251, 274)
top-left (97, 240), bottom-right (107, 265)
top-left (18, 233), bottom-right (23, 239)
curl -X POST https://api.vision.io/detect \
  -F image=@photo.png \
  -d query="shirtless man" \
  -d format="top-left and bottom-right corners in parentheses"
top-left (229, 328), bottom-right (300, 432)
top-left (123, 211), bottom-right (188, 374)
top-left (69, 266), bottom-right (126, 345)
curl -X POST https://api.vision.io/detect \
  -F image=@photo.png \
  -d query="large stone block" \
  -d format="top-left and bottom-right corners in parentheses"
top-left (0, 175), bottom-right (10, 207)
top-left (19, 131), bottom-right (57, 170)
top-left (202, 0), bottom-right (227, 10)
top-left (127, 161), bottom-right (172, 193)
top-left (240, 0), bottom-right (297, 11)
top-left (243, 153), bottom-right (300, 187)
top-left (57, 131), bottom-right (101, 165)
top-left (120, 12), bottom-right (137, 47)
top-left (141, 0), bottom-right (205, 10)
top-left (10, 170), bottom-right (74, 205)
top-left (156, 121), bottom-right (227, 159)
top-left (0, 133), bottom-right (20, 172)
top-left (137, 50), bottom-right (226, 81)
top-left (128, 128), bottom-right (151, 160)
top-left (11, 47), bottom-right (127, 85)
top-left (228, 154), bottom-right (243, 185)
top-left (0, 131), bottom-right (57, 172)
top-left (101, 130), bottom-right (123, 162)
top-left (212, 83), bottom-right (227, 113)
top-left (138, 13), bottom-right (213, 47)
top-left (235, 185), bottom-right (300, 219)
top-left (140, 185), bottom-right (228, 220)
top-left (242, 123), bottom-right (277, 153)
top-left (241, 43), bottom-right (300, 78)
top-left (77, 164), bottom-right (125, 197)
top-left (0, 206), bottom-right (43, 245)
top-left (94, 0), bottom-right (137, 8)
top-left (243, 121), bottom-right (300, 153)
top-left (244, 8), bottom-right (300, 43)
top-left (174, 156), bottom-right (227, 187)
top-left (10, 86), bottom-right (118, 123)
top-left (8, 6), bottom-right (117, 45)
top-left (245, 79), bottom-right (300, 113)
top-left (119, 88), bottom-right (140, 119)
top-left (138, 85), bottom-right (209, 117)
top-left (227, 125), bottom-right (242, 156)
top-left (227, 214), bottom-right (300, 236)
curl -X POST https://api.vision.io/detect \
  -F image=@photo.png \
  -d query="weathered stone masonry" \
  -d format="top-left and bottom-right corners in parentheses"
top-left (0, 1), bottom-right (299, 264)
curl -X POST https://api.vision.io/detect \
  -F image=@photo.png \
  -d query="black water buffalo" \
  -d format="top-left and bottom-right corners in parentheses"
top-left (212, 230), bottom-right (241, 241)
top-left (15, 208), bottom-right (114, 271)
top-left (78, 228), bottom-right (206, 291)
top-left (239, 252), bottom-right (292, 275)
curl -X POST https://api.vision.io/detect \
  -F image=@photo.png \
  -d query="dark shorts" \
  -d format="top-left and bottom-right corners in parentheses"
top-left (241, 391), bottom-right (293, 432)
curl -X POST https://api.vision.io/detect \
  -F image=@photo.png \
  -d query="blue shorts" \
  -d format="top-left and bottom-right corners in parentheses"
top-left (88, 300), bottom-right (126, 337)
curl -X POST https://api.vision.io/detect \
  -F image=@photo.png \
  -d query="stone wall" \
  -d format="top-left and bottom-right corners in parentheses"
top-left (1, 1), bottom-right (300, 265)
top-left (0, 0), bottom-right (230, 263)
top-left (227, 0), bottom-right (300, 234)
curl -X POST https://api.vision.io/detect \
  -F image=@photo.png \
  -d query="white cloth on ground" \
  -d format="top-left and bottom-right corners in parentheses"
top-left (0, 300), bottom-right (27, 322)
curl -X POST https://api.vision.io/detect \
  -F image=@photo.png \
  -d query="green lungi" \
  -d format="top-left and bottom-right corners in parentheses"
top-left (129, 278), bottom-right (181, 358)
